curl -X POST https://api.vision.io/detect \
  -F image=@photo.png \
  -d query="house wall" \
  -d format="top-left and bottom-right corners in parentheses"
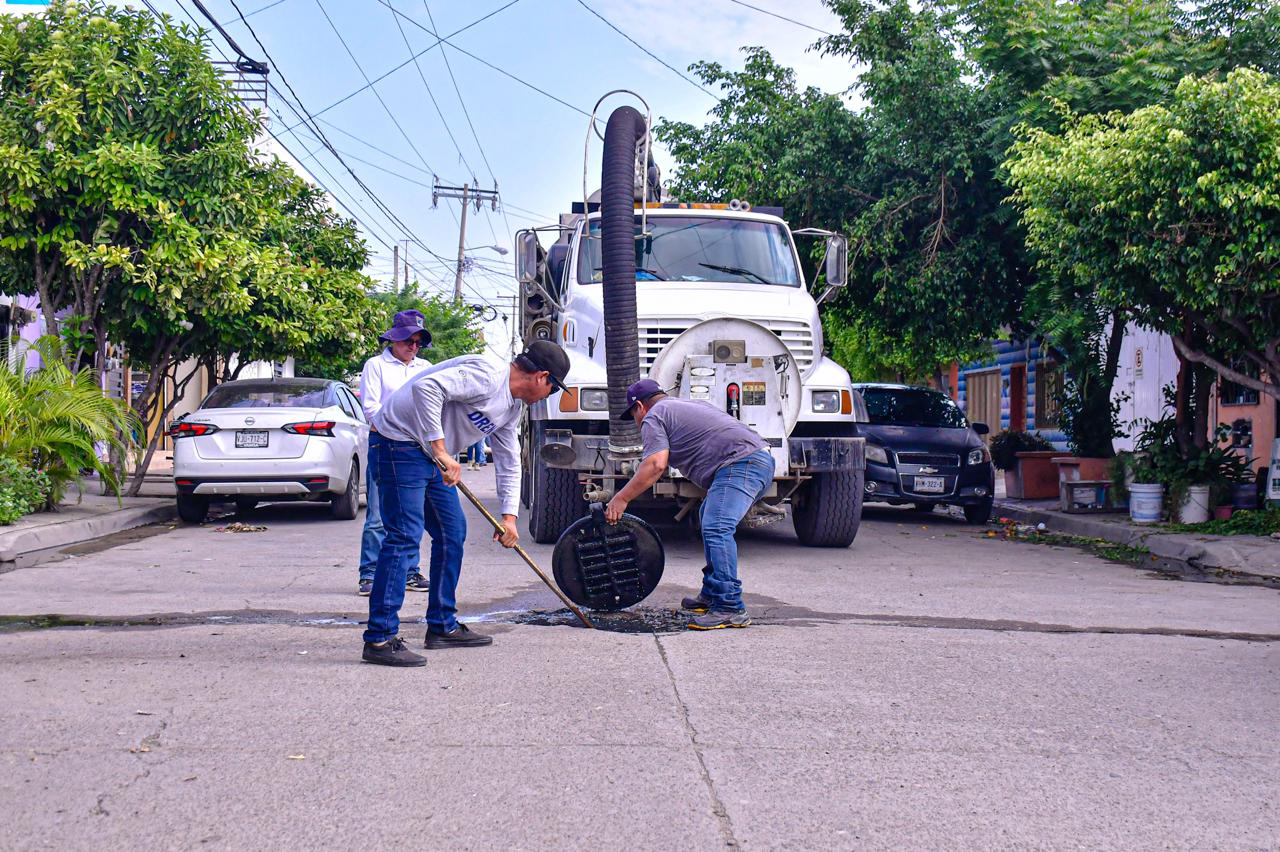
top-left (1208, 376), bottom-right (1277, 475)
top-left (1112, 324), bottom-right (1179, 452)
top-left (957, 339), bottom-right (1067, 446)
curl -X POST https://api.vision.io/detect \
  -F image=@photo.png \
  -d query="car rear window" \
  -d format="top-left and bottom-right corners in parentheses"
top-left (860, 388), bottom-right (968, 428)
top-left (202, 383), bottom-right (331, 409)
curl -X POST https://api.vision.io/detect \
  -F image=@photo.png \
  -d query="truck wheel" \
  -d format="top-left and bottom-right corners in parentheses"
top-left (963, 497), bottom-right (994, 525)
top-left (527, 454), bottom-right (585, 544)
top-left (176, 493), bottom-right (208, 525)
top-left (792, 470), bottom-right (863, 547)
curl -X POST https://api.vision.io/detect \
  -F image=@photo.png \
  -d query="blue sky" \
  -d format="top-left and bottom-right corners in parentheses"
top-left (132, 0), bottom-right (860, 352)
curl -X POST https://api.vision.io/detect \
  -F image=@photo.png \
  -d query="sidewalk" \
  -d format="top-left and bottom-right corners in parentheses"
top-left (0, 476), bottom-right (175, 567)
top-left (993, 496), bottom-right (1280, 585)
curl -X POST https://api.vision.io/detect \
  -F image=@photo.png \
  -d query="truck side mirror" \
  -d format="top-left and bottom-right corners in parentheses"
top-left (824, 235), bottom-right (848, 291)
top-left (515, 230), bottom-right (543, 285)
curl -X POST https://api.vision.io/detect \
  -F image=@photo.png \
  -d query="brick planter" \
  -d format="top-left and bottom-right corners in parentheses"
top-left (1012, 451), bottom-right (1061, 499)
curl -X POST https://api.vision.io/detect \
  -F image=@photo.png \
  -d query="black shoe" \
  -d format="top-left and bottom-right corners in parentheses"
top-left (425, 623), bottom-right (493, 649)
top-left (405, 573), bottom-right (430, 593)
top-left (362, 637), bottom-right (427, 667)
top-left (688, 609), bottom-right (751, 630)
top-left (681, 594), bottom-right (712, 613)
top-left (358, 578), bottom-right (373, 597)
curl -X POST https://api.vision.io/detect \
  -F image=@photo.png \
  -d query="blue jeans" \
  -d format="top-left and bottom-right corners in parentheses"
top-left (467, 440), bottom-right (486, 465)
top-left (698, 450), bottom-right (775, 611)
top-left (358, 434), bottom-right (420, 581)
top-left (363, 438), bottom-right (467, 643)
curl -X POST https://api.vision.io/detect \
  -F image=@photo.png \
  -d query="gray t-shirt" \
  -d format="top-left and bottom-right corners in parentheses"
top-left (641, 397), bottom-right (769, 490)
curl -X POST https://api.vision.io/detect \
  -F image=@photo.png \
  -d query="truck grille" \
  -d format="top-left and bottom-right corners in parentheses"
top-left (637, 318), bottom-right (814, 372)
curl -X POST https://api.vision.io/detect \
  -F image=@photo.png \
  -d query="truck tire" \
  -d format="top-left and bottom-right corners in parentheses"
top-left (527, 454), bottom-right (585, 544)
top-left (792, 470), bottom-right (863, 547)
top-left (176, 493), bottom-right (208, 525)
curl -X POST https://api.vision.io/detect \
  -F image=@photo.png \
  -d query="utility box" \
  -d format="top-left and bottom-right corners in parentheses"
top-left (1269, 438), bottom-right (1280, 504)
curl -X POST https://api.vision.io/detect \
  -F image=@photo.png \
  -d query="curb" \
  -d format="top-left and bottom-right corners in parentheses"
top-left (0, 503), bottom-right (177, 565)
top-left (993, 501), bottom-right (1280, 587)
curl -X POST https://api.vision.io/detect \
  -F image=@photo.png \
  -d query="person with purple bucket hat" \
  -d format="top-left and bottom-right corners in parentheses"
top-left (355, 310), bottom-right (432, 596)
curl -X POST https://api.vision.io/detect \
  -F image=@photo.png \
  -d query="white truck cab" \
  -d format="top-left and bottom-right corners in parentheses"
top-left (516, 201), bottom-right (865, 547)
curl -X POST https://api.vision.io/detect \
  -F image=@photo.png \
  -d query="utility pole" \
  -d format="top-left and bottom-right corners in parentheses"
top-left (392, 244), bottom-right (399, 291)
top-left (400, 240), bottom-right (411, 289)
top-left (433, 179), bottom-right (500, 301)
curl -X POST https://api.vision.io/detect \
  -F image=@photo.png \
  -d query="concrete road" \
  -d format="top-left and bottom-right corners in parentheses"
top-left (1, 468), bottom-right (1277, 850)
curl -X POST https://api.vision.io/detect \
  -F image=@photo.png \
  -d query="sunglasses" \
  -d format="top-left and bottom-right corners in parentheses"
top-left (398, 338), bottom-right (424, 348)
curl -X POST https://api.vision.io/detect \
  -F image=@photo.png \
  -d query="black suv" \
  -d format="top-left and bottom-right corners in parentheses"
top-left (853, 383), bottom-right (995, 524)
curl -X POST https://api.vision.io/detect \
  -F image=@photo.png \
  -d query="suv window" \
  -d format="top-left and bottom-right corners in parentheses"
top-left (860, 388), bottom-right (968, 429)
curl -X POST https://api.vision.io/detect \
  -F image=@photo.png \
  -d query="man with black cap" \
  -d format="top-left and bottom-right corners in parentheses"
top-left (360, 340), bottom-right (571, 667)
top-left (356, 310), bottom-right (432, 597)
top-left (605, 378), bottom-right (775, 630)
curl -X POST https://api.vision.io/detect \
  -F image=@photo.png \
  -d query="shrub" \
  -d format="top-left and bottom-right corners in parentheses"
top-left (0, 457), bottom-right (51, 525)
top-left (989, 429), bottom-right (1054, 471)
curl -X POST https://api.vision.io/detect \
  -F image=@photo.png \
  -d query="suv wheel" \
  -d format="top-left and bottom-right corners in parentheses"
top-left (963, 497), bottom-right (994, 525)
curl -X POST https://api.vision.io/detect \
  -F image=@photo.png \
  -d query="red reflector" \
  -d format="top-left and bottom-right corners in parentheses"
top-left (306, 478), bottom-right (328, 484)
top-left (283, 421), bottom-right (336, 437)
top-left (175, 479), bottom-right (193, 486)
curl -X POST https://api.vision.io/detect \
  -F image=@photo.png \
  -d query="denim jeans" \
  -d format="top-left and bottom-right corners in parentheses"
top-left (363, 438), bottom-right (468, 643)
top-left (467, 440), bottom-right (486, 465)
top-left (358, 433), bottom-right (420, 582)
top-left (698, 450), bottom-right (775, 611)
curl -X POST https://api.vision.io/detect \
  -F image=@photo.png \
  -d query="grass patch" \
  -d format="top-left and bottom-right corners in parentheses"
top-left (989, 519), bottom-right (1151, 565)
top-left (1163, 507), bottom-right (1280, 537)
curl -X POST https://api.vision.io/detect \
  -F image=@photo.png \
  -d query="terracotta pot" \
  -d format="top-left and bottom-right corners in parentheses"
top-left (1014, 451), bottom-right (1060, 499)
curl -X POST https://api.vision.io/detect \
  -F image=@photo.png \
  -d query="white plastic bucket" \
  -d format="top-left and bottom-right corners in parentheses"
top-left (1129, 483), bottom-right (1164, 524)
top-left (1177, 485), bottom-right (1211, 524)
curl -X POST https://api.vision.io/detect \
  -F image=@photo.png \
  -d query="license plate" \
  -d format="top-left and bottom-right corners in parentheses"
top-left (914, 475), bottom-right (944, 493)
top-left (235, 430), bottom-right (269, 449)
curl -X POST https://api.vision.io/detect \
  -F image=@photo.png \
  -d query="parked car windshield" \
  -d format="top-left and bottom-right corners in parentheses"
top-left (860, 388), bottom-right (969, 429)
top-left (576, 216), bottom-right (801, 286)
top-left (202, 382), bottom-right (331, 409)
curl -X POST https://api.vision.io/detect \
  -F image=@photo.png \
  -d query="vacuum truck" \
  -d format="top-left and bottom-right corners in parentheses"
top-left (513, 94), bottom-right (865, 548)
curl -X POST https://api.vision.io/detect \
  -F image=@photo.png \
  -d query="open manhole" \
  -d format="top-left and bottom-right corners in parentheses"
top-left (484, 606), bottom-right (691, 634)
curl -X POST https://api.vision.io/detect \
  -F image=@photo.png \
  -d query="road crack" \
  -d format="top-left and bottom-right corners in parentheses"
top-left (654, 635), bottom-right (739, 848)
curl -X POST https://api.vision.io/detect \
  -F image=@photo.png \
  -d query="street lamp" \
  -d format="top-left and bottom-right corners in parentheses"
top-left (465, 244), bottom-right (509, 256)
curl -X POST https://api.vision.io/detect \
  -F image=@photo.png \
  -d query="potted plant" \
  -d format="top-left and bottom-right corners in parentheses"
top-left (1123, 451), bottom-right (1164, 524)
top-left (990, 429), bottom-right (1057, 499)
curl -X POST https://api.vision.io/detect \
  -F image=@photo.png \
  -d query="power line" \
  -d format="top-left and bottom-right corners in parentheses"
top-left (369, 0), bottom-right (597, 123)
top-left (311, 0), bottom-right (438, 177)
top-left (280, 0), bottom-right (525, 134)
top-left (722, 0), bottom-right (835, 36)
top-left (221, 0), bottom-right (290, 26)
top-left (573, 0), bottom-right (719, 100)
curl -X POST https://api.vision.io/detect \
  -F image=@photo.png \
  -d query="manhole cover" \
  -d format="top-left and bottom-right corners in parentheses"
top-left (552, 509), bottom-right (664, 611)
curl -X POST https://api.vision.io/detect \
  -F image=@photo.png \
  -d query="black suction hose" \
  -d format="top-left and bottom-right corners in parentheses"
top-left (600, 106), bottom-right (646, 454)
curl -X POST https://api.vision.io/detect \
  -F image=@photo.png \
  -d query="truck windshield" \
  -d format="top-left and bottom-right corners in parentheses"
top-left (576, 216), bottom-right (801, 286)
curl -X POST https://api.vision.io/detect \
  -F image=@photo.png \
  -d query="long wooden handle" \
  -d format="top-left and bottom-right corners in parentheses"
top-left (437, 457), bottom-right (595, 629)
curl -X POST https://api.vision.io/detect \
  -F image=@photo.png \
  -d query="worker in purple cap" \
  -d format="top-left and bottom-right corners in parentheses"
top-left (605, 378), bottom-right (775, 630)
top-left (355, 310), bottom-right (432, 597)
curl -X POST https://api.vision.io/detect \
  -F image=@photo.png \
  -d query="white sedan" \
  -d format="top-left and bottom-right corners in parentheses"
top-left (170, 378), bottom-right (369, 524)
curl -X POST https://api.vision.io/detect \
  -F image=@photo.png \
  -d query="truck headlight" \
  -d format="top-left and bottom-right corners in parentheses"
top-left (967, 447), bottom-right (990, 465)
top-left (866, 443), bottom-right (889, 465)
top-left (811, 391), bottom-right (840, 413)
top-left (580, 388), bottom-right (609, 411)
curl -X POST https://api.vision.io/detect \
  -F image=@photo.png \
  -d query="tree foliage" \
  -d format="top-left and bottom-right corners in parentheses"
top-left (1009, 68), bottom-right (1280, 405)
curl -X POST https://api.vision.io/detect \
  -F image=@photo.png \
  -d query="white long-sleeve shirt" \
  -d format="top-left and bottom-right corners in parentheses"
top-left (359, 347), bottom-right (431, 422)
top-left (373, 354), bottom-right (524, 516)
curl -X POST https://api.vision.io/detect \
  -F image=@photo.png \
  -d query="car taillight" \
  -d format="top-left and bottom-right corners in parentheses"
top-left (169, 422), bottom-right (220, 438)
top-left (283, 421), bottom-right (336, 437)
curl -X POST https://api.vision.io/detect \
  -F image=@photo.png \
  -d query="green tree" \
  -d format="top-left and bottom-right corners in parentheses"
top-left (0, 0), bottom-right (262, 370)
top-left (1009, 69), bottom-right (1280, 452)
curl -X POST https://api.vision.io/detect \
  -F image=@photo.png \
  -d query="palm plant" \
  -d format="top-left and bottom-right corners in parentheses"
top-left (0, 337), bottom-right (139, 506)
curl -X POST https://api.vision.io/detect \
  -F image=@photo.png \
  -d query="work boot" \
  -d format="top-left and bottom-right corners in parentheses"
top-left (688, 609), bottom-right (751, 630)
top-left (405, 572), bottom-right (430, 593)
top-left (362, 637), bottom-right (427, 667)
top-left (425, 623), bottom-right (493, 649)
top-left (680, 594), bottom-right (712, 613)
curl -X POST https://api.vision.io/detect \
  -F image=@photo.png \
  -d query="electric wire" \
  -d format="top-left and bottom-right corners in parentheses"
top-left (722, 0), bottom-right (835, 35)
top-left (221, 0), bottom-right (290, 25)
top-left (573, 0), bottom-right (719, 100)
top-left (311, 0), bottom-right (437, 177)
top-left (280, 0), bottom-right (526, 134)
